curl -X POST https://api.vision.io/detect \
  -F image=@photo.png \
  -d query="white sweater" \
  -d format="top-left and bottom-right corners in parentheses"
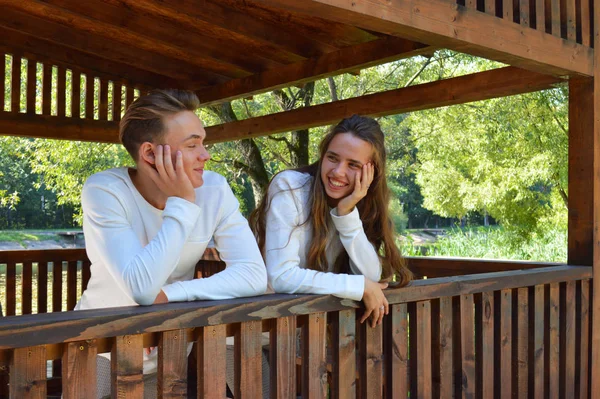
top-left (77, 167), bottom-right (267, 311)
top-left (264, 170), bottom-right (382, 301)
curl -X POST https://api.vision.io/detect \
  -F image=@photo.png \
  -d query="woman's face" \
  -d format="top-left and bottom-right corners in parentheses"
top-left (320, 132), bottom-right (373, 205)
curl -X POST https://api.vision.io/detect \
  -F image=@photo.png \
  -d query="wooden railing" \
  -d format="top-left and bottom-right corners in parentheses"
top-left (0, 264), bottom-right (591, 398)
top-left (456, 0), bottom-right (592, 47)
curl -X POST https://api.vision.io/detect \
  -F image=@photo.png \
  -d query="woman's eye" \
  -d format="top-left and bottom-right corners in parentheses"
top-left (327, 155), bottom-right (337, 161)
top-left (350, 163), bottom-right (360, 169)
top-left (188, 145), bottom-right (197, 149)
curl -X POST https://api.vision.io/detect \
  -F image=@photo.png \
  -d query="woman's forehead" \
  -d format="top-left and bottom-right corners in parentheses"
top-left (327, 132), bottom-right (373, 163)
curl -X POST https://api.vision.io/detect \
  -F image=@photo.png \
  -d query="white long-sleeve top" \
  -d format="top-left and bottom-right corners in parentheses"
top-left (265, 170), bottom-right (382, 301)
top-left (76, 167), bottom-right (267, 311)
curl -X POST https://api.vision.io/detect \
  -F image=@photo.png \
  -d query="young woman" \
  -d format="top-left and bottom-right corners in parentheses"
top-left (250, 115), bottom-right (412, 327)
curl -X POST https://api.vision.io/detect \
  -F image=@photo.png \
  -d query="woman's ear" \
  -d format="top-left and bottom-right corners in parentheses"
top-left (138, 142), bottom-right (155, 166)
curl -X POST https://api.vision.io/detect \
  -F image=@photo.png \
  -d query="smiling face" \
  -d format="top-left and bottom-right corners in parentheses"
top-left (160, 110), bottom-right (210, 188)
top-left (320, 132), bottom-right (373, 206)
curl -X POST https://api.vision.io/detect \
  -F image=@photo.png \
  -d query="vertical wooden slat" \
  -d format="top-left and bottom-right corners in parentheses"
top-left (158, 329), bottom-right (188, 398)
top-left (99, 79), bottom-right (109, 121)
top-left (516, 287), bottom-right (528, 398)
top-left (302, 313), bottom-right (327, 399)
top-left (460, 295), bottom-right (475, 399)
top-left (62, 340), bottom-right (97, 399)
top-left (126, 86), bottom-right (134, 110)
top-left (580, 0), bottom-right (591, 46)
top-left (197, 324), bottom-right (226, 399)
top-left (11, 55), bottom-right (20, 113)
top-left (67, 260), bottom-right (77, 310)
top-left (112, 334), bottom-right (144, 399)
top-left (564, 281), bottom-right (576, 398)
top-left (409, 302), bottom-right (418, 398)
top-left (485, 0), bottom-right (496, 14)
top-left (114, 84), bottom-right (123, 122)
top-left (37, 261), bottom-right (48, 314)
top-left (26, 59), bottom-right (36, 114)
top-left (466, 0), bottom-right (477, 9)
top-left (10, 346), bottom-right (46, 398)
top-left (521, 0), bottom-right (531, 26)
top-left (503, 0), bottom-right (515, 21)
top-left (416, 300), bottom-right (432, 399)
top-left (384, 303), bottom-right (408, 399)
top-left (42, 63), bottom-right (52, 116)
top-left (85, 73), bottom-right (94, 119)
top-left (82, 260), bottom-right (91, 291)
top-left (551, 0), bottom-right (562, 36)
top-left (358, 317), bottom-right (384, 399)
top-left (5, 262), bottom-right (15, 316)
top-left (533, 285), bottom-right (544, 399)
top-left (271, 316), bottom-right (296, 399)
top-left (52, 260), bottom-right (63, 312)
top-left (548, 283), bottom-right (560, 398)
top-left (437, 297), bottom-right (453, 399)
top-left (0, 53), bottom-right (5, 111)
top-left (331, 311), bottom-right (355, 399)
top-left (235, 320), bottom-right (263, 399)
top-left (565, 0), bottom-right (577, 39)
top-left (72, 70), bottom-right (81, 119)
top-left (593, 3), bottom-right (600, 395)
top-left (500, 289), bottom-right (512, 399)
top-left (22, 261), bottom-right (33, 315)
top-left (579, 280), bottom-right (590, 399)
top-left (536, 0), bottom-right (547, 31)
top-left (57, 67), bottom-right (66, 117)
top-left (480, 291), bottom-right (494, 398)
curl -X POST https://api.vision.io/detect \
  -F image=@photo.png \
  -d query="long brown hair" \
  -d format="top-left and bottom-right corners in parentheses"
top-left (250, 115), bottom-right (412, 286)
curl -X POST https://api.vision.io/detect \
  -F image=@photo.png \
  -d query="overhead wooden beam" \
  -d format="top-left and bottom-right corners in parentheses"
top-left (197, 37), bottom-right (435, 106)
top-left (203, 66), bottom-right (563, 144)
top-left (251, 0), bottom-right (592, 77)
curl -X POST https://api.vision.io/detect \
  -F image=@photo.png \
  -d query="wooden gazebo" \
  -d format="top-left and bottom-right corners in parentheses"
top-left (0, 0), bottom-right (596, 397)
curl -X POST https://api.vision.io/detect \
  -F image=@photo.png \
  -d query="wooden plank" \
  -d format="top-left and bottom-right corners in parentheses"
top-left (302, 313), bottom-right (327, 399)
top-left (500, 289), bottom-right (512, 399)
top-left (52, 260), bottom-right (63, 312)
top-left (504, 0), bottom-right (515, 21)
top-left (85, 73), bottom-right (94, 120)
top-left (113, 84), bottom-right (123, 122)
top-left (99, 79), bottom-right (109, 121)
top-left (112, 334), bottom-right (144, 399)
top-left (566, 0), bottom-right (577, 40)
top-left (533, 285), bottom-right (544, 399)
top-left (9, 346), bottom-right (46, 398)
top-left (37, 261), bottom-right (47, 314)
top-left (516, 287), bottom-right (528, 398)
top-left (460, 295), bottom-right (475, 399)
top-left (536, 0), bottom-right (547, 30)
top-left (384, 303), bottom-right (408, 398)
top-left (205, 67), bottom-right (562, 145)
top-left (62, 340), bottom-right (97, 399)
top-left (416, 300), bottom-right (432, 399)
top-left (252, 0), bottom-right (593, 76)
top-left (360, 318), bottom-right (384, 399)
top-left (10, 54), bottom-right (20, 113)
top-left (271, 316), bottom-right (296, 399)
top-left (126, 87), bottom-right (134, 110)
top-left (551, 0), bottom-right (562, 36)
top-left (5, 262), bottom-right (15, 316)
top-left (57, 67), bottom-right (66, 117)
top-left (157, 329), bottom-right (188, 397)
top-left (196, 37), bottom-right (434, 107)
top-left (67, 260), bottom-right (77, 310)
top-left (82, 259), bottom-right (91, 291)
top-left (548, 283), bottom-right (560, 398)
top-left (485, 0), bottom-right (497, 15)
top-left (521, 0), bottom-right (531, 26)
top-left (480, 291), bottom-right (494, 398)
top-left (579, 280), bottom-right (590, 399)
top-left (580, 0), bottom-right (591, 46)
top-left (436, 297), bottom-right (453, 399)
top-left (466, 0), bottom-right (477, 9)
top-left (0, 52), bottom-right (4, 111)
top-left (197, 324), bottom-right (226, 399)
top-left (235, 321), bottom-right (263, 399)
top-left (26, 59), bottom-right (36, 114)
top-left (42, 63), bottom-right (52, 116)
top-left (22, 261), bottom-right (33, 315)
top-left (593, 3), bottom-right (600, 394)
top-left (568, 78), bottom-right (595, 267)
top-left (407, 257), bottom-right (563, 278)
top-left (564, 280), bottom-right (576, 398)
top-left (72, 70), bottom-right (81, 119)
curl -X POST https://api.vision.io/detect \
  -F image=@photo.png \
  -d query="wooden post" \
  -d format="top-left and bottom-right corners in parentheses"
top-left (592, 0), bottom-right (600, 389)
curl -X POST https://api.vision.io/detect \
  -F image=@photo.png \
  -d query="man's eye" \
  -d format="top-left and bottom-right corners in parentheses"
top-left (188, 145), bottom-right (197, 149)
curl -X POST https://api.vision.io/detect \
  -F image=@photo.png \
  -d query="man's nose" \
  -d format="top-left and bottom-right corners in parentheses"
top-left (199, 145), bottom-right (210, 162)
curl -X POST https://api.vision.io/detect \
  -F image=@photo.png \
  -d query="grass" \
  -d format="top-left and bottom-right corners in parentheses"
top-left (0, 231), bottom-right (51, 246)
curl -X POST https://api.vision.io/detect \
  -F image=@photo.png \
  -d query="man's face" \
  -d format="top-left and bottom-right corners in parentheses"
top-left (159, 111), bottom-right (210, 188)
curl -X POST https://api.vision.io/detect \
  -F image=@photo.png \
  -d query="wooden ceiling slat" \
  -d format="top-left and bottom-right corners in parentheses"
top-left (0, 9), bottom-right (222, 87)
top-left (250, 0), bottom-right (592, 77)
top-left (0, 26), bottom-right (182, 89)
top-left (197, 38), bottom-right (435, 106)
top-left (203, 67), bottom-right (563, 144)
top-left (4, 0), bottom-right (250, 80)
top-left (44, 0), bottom-right (285, 74)
top-left (218, 0), bottom-right (379, 48)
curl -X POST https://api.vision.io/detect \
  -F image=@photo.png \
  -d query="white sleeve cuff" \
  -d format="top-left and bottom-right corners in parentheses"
top-left (330, 206), bottom-right (361, 232)
top-left (161, 282), bottom-right (189, 303)
top-left (344, 274), bottom-right (366, 301)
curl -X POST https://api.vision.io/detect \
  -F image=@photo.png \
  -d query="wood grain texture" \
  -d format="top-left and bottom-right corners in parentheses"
top-left (580, 0), bottom-right (591, 46)
top-left (235, 321), bottom-right (263, 399)
top-left (564, 280), bottom-right (576, 398)
top-left (5, 262), bottom-right (15, 316)
top-left (99, 79), bottom-right (109, 121)
top-left (157, 329), bottom-right (187, 398)
top-left (52, 260), bottom-right (63, 312)
top-left (197, 324), bottom-right (226, 399)
top-left (10, 54), bottom-right (20, 113)
top-left (112, 334), bottom-right (144, 399)
top-left (416, 300), bottom-right (432, 398)
top-left (37, 261), bottom-right (47, 314)
top-left (500, 289), bottom-right (512, 399)
top-left (533, 285), bottom-right (544, 399)
top-left (480, 291), bottom-right (494, 398)
top-left (358, 316), bottom-right (384, 399)
top-left (10, 345), bottom-right (47, 398)
top-left (331, 310), bottom-right (355, 399)
top-left (516, 287), bottom-right (528, 398)
top-left (270, 316), bottom-right (296, 399)
top-left (548, 283), bottom-right (560, 398)
top-left (551, 0), bottom-right (562, 36)
top-left (85, 73), bottom-right (94, 120)
top-left (66, 260), bottom-right (77, 310)
top-left (302, 313), bottom-right (327, 399)
top-left (384, 303), bottom-right (408, 398)
top-left (22, 261), bottom-right (33, 315)
top-left (26, 59), bottom-right (36, 114)
top-left (593, 3), bottom-right (600, 394)
top-left (536, 0), bottom-right (547, 31)
top-left (57, 67), bottom-right (66, 117)
top-left (579, 280), bottom-right (590, 399)
top-left (62, 340), bottom-right (97, 399)
top-left (460, 294), bottom-right (476, 398)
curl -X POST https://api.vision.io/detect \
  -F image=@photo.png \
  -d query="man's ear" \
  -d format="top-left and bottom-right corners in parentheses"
top-left (139, 142), bottom-right (155, 165)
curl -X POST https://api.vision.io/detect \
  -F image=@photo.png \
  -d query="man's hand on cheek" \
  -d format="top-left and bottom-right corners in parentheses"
top-left (146, 145), bottom-right (196, 203)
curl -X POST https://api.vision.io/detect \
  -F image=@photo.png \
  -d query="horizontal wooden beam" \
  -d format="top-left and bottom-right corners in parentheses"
top-left (197, 37), bottom-right (435, 106)
top-left (251, 0), bottom-right (593, 77)
top-left (0, 265), bottom-right (589, 349)
top-left (203, 66), bottom-right (563, 143)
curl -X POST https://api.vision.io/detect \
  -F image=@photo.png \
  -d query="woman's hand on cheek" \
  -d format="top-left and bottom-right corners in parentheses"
top-left (144, 145), bottom-right (196, 203)
top-left (336, 163), bottom-right (374, 216)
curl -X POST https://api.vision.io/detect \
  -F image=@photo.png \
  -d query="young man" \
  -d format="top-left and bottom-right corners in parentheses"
top-left (76, 89), bottom-right (267, 397)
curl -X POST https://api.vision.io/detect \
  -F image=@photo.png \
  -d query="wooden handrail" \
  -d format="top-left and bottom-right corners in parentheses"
top-left (0, 265), bottom-right (589, 350)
